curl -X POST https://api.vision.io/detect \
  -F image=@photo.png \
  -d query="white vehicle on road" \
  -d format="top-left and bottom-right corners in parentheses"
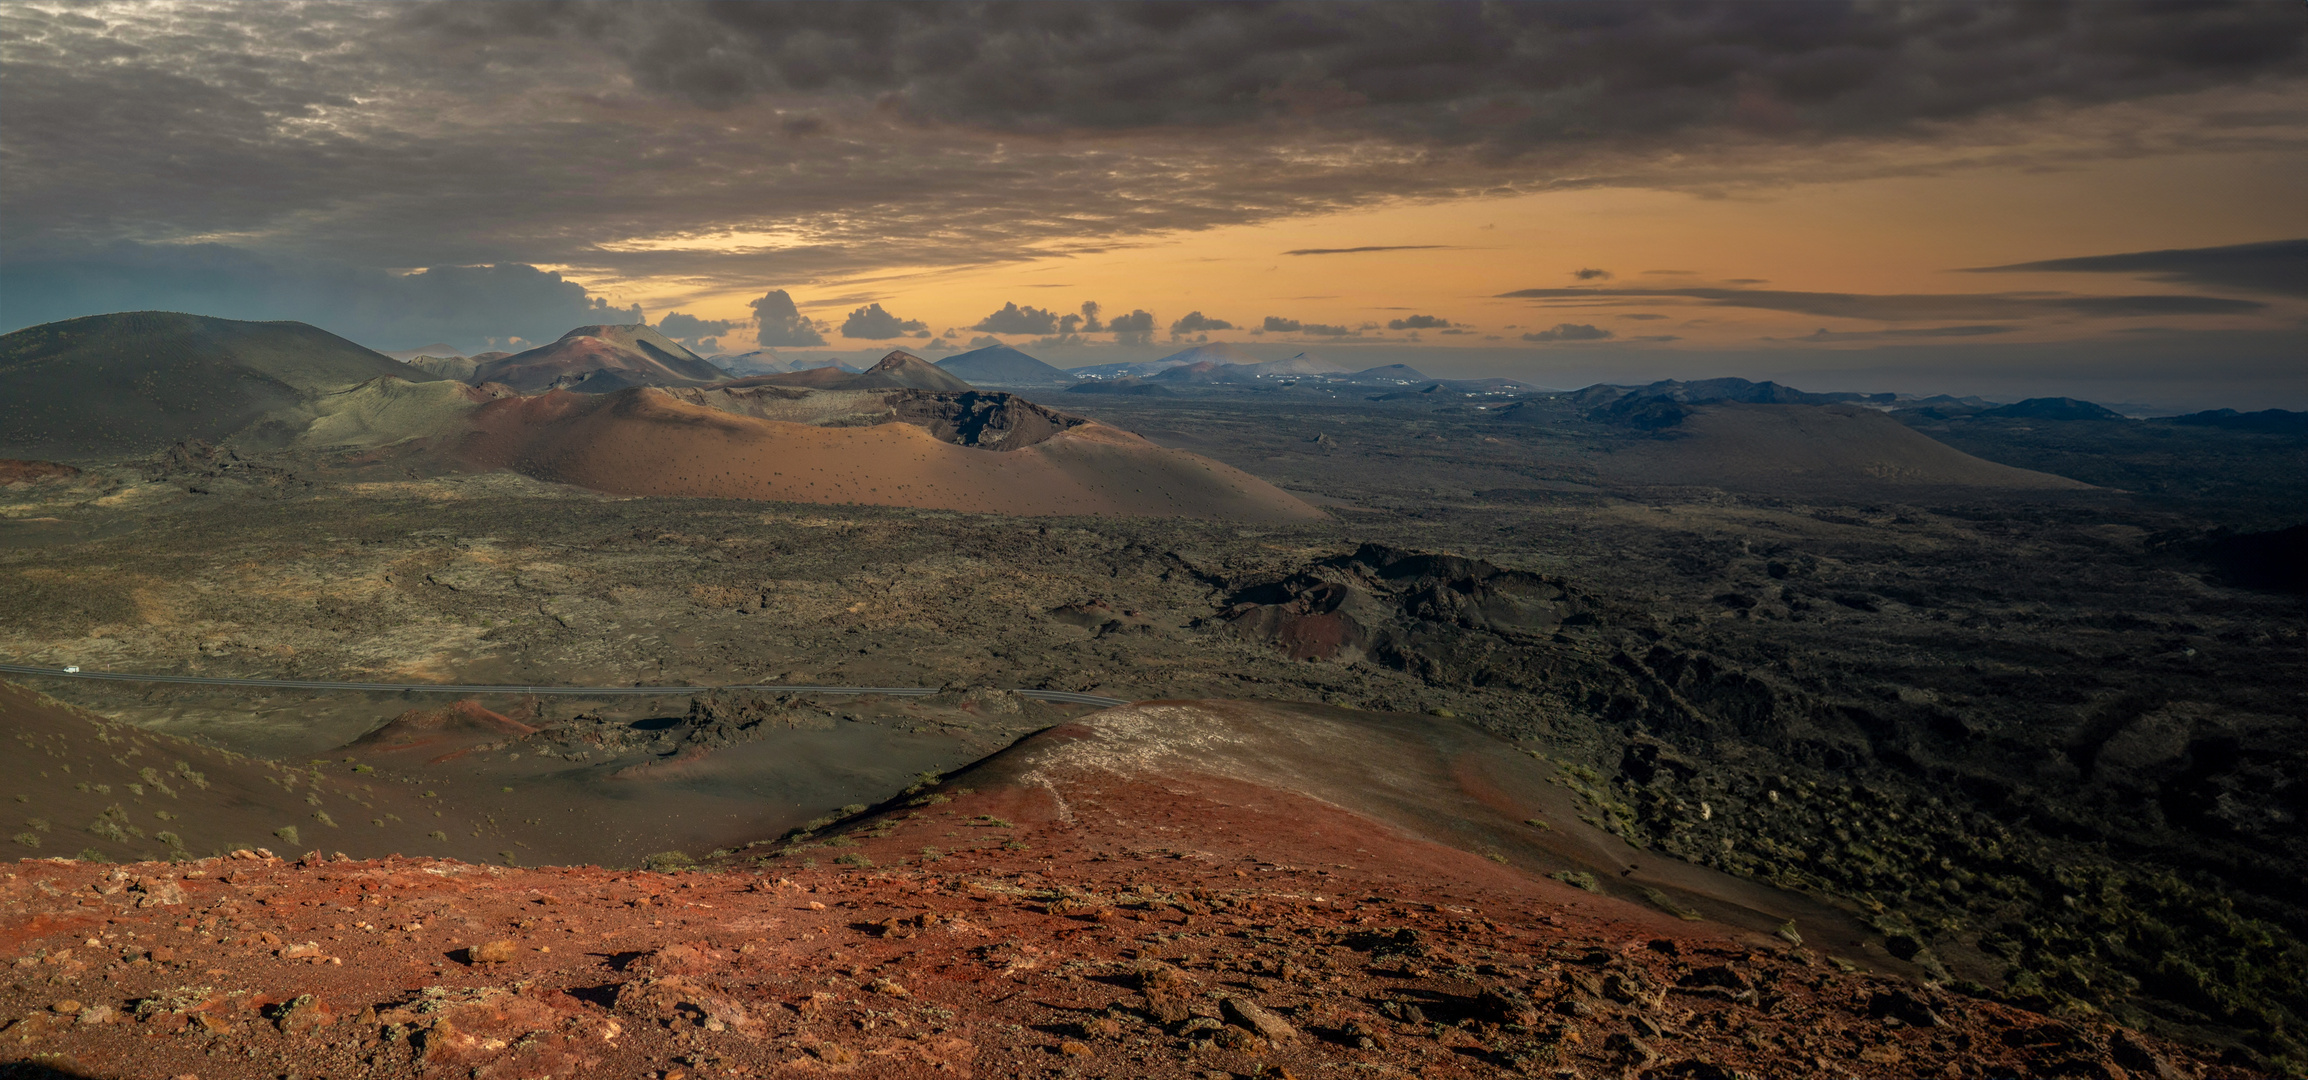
top-left (62, 665), bottom-right (79, 673)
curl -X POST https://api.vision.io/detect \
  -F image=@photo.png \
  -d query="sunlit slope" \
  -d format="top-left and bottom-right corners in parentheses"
top-left (0, 312), bottom-right (435, 458)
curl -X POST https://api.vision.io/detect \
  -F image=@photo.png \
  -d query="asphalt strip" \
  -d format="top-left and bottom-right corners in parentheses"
top-left (0, 662), bottom-right (1129, 708)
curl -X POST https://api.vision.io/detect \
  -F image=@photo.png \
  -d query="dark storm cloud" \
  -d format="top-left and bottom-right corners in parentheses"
top-left (0, 242), bottom-right (637, 351)
top-left (750, 290), bottom-right (828, 347)
top-left (1495, 286), bottom-right (2267, 320)
top-left (1776, 325), bottom-right (2018, 342)
top-left (1282, 246), bottom-right (1454, 257)
top-left (840, 303), bottom-right (928, 339)
top-left (1525, 323), bottom-right (1614, 342)
top-left (1966, 238), bottom-right (2308, 297)
top-left (1262, 316), bottom-right (1353, 336)
top-left (1107, 310), bottom-right (1156, 346)
top-left (657, 312), bottom-right (739, 347)
top-left (3, 2), bottom-right (2304, 336)
top-left (1171, 312), bottom-right (1235, 335)
top-left (432, 2), bottom-right (2308, 142)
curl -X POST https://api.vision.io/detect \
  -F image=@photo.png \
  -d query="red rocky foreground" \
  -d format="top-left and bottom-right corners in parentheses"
top-left (1, 701), bottom-right (2235, 1079)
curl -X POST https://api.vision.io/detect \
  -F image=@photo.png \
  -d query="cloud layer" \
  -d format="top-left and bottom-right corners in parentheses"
top-left (4, 0), bottom-right (2303, 337)
top-left (1968, 238), bottom-right (2308, 297)
top-left (1496, 285), bottom-right (2267, 320)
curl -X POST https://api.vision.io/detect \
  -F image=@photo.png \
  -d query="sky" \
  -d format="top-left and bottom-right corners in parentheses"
top-left (3, 1), bottom-right (2304, 408)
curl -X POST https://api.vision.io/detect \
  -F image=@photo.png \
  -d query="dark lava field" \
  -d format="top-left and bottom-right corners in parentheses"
top-left (4, 387), bottom-right (2304, 1070)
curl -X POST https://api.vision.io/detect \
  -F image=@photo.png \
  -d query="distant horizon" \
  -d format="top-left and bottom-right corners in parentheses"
top-left (8, 305), bottom-right (2290, 415)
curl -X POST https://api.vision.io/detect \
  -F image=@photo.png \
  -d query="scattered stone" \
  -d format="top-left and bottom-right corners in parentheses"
top-left (1139, 964), bottom-right (1196, 1024)
top-left (1220, 996), bottom-right (1300, 1046)
top-left (1212, 1025), bottom-right (1265, 1052)
top-left (1477, 986), bottom-right (1541, 1027)
top-left (274, 994), bottom-right (333, 1035)
top-left (1868, 988), bottom-right (1942, 1028)
top-left (468, 939), bottom-right (519, 964)
top-left (1341, 1017), bottom-right (1387, 1050)
top-left (1078, 1015), bottom-right (1124, 1039)
top-left (1604, 1031), bottom-right (1658, 1065)
top-left (130, 877), bottom-right (187, 907)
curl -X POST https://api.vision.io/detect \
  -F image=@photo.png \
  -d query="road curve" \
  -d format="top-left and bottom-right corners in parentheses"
top-left (0, 662), bottom-right (1130, 709)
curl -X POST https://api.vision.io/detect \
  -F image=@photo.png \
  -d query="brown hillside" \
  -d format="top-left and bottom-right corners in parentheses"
top-left (0, 459), bottom-right (81, 485)
top-left (457, 388), bottom-right (1324, 521)
top-left (473, 325), bottom-right (730, 393)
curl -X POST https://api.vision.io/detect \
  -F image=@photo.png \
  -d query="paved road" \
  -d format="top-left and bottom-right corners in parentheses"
top-left (0, 662), bottom-right (1130, 709)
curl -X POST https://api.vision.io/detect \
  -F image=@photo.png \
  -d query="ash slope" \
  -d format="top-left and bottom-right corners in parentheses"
top-left (0, 680), bottom-right (501, 864)
top-left (1592, 404), bottom-right (2092, 494)
top-left (0, 312), bottom-right (438, 459)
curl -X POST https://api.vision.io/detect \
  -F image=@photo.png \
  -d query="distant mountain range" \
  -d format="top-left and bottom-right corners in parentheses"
top-left (712, 349), bottom-right (864, 376)
top-left (733, 350), bottom-right (974, 392)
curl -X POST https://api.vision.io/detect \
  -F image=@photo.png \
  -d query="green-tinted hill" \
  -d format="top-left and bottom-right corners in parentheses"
top-left (0, 311), bottom-right (435, 459)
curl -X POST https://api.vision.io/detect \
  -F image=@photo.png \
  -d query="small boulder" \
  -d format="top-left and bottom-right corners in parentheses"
top-left (1137, 965), bottom-right (1195, 1024)
top-left (468, 940), bottom-right (519, 964)
top-left (1220, 997), bottom-right (1300, 1046)
top-left (274, 994), bottom-right (333, 1036)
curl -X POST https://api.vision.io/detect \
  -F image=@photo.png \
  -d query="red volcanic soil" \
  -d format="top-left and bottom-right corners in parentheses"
top-left (0, 459), bottom-right (81, 485)
top-left (345, 701), bottom-right (540, 763)
top-left (0, 702), bottom-right (2231, 1078)
top-left (458, 387), bottom-right (1325, 522)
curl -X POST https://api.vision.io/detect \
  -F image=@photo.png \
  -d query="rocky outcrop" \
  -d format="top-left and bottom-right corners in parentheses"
top-left (1221, 543), bottom-right (1591, 666)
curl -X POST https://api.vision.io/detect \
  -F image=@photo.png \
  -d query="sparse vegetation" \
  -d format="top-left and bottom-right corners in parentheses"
top-left (89, 804), bottom-right (143, 843)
